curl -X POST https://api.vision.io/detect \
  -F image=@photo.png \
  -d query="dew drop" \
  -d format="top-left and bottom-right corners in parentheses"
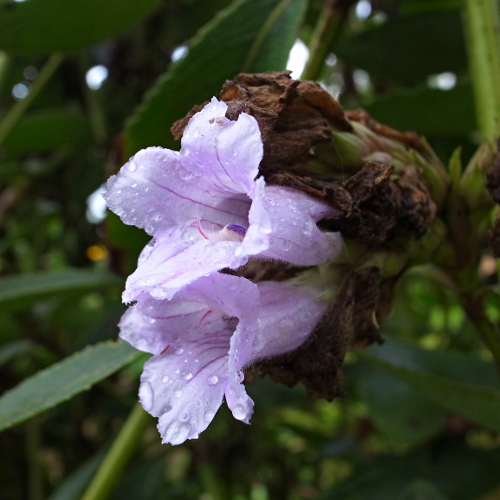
top-left (181, 370), bottom-right (193, 381)
top-left (194, 129), bottom-right (199, 138)
top-left (165, 421), bottom-right (191, 444)
top-left (128, 162), bottom-right (136, 172)
top-left (152, 287), bottom-right (167, 299)
top-left (174, 346), bottom-right (184, 355)
top-left (204, 411), bottom-right (215, 423)
top-left (162, 404), bottom-right (172, 414)
top-left (161, 375), bottom-right (169, 384)
top-left (139, 382), bottom-right (154, 412)
top-left (149, 318), bottom-right (156, 324)
top-left (207, 375), bottom-right (218, 385)
top-left (174, 390), bottom-right (183, 399)
top-left (303, 220), bottom-right (314, 236)
top-left (180, 411), bottom-right (190, 421)
top-left (232, 404), bottom-right (246, 421)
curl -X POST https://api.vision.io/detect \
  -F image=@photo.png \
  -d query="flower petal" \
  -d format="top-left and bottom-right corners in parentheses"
top-left (104, 147), bottom-right (252, 237)
top-left (252, 280), bottom-right (329, 359)
top-left (261, 186), bottom-right (342, 265)
top-left (120, 273), bottom-right (260, 444)
top-left (123, 230), bottom-right (250, 302)
top-left (180, 98), bottom-right (263, 195)
top-left (140, 334), bottom-right (229, 445)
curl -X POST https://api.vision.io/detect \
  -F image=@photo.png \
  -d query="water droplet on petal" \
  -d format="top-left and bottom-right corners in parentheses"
top-left (174, 346), bottom-right (184, 355)
top-left (174, 390), bottom-right (183, 398)
top-left (152, 287), bottom-right (167, 299)
top-left (232, 404), bottom-right (246, 421)
top-left (207, 375), bottom-right (218, 385)
top-left (204, 411), bottom-right (215, 423)
top-left (162, 405), bottom-right (172, 414)
top-left (303, 220), bottom-right (314, 236)
top-left (161, 375), bottom-right (169, 384)
top-left (165, 421), bottom-right (191, 444)
top-left (180, 412), bottom-right (190, 421)
top-left (181, 370), bottom-right (193, 381)
top-left (128, 162), bottom-right (137, 172)
top-left (139, 382), bottom-right (154, 412)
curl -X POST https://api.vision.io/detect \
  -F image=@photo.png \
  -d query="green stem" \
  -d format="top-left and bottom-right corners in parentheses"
top-left (80, 404), bottom-right (151, 500)
top-left (462, 0), bottom-right (500, 141)
top-left (462, 293), bottom-right (500, 374)
top-left (0, 50), bottom-right (10, 94)
top-left (0, 52), bottom-right (63, 146)
top-left (301, 0), bottom-right (353, 81)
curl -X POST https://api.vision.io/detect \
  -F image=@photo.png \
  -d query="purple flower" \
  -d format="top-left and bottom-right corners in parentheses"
top-left (119, 272), bottom-right (328, 445)
top-left (104, 98), bottom-right (341, 302)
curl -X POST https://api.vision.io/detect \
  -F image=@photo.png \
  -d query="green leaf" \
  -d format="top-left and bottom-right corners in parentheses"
top-left (323, 440), bottom-right (500, 500)
top-left (48, 448), bottom-right (107, 500)
top-left (3, 109), bottom-right (91, 153)
top-left (336, 11), bottom-right (467, 83)
top-left (0, 270), bottom-right (122, 311)
top-left (125, 0), bottom-right (307, 155)
top-left (0, 341), bottom-right (139, 432)
top-left (360, 339), bottom-right (500, 432)
top-left (0, 340), bottom-right (32, 368)
top-left (0, 0), bottom-right (159, 55)
top-left (355, 362), bottom-right (446, 446)
top-left (355, 81), bottom-right (476, 136)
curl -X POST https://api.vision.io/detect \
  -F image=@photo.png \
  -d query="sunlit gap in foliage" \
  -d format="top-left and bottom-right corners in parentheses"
top-left (86, 184), bottom-right (107, 224)
top-left (353, 69), bottom-right (371, 94)
top-left (12, 83), bottom-right (29, 100)
top-left (355, 0), bottom-right (372, 19)
top-left (85, 65), bottom-right (108, 90)
top-left (427, 72), bottom-right (457, 91)
top-left (286, 39), bottom-right (309, 79)
top-left (171, 44), bottom-right (188, 62)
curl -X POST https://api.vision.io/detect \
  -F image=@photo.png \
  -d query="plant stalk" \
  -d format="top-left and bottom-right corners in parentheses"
top-left (80, 403), bottom-right (151, 500)
top-left (301, 0), bottom-right (354, 81)
top-left (0, 52), bottom-right (63, 146)
top-left (462, 0), bottom-right (500, 141)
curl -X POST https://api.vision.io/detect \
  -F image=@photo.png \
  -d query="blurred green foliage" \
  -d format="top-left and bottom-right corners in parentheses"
top-left (1, 0), bottom-right (500, 499)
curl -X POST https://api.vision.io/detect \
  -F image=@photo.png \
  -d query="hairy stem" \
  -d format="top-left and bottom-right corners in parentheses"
top-left (302, 0), bottom-right (354, 81)
top-left (462, 0), bottom-right (500, 141)
top-left (80, 403), bottom-right (151, 500)
top-left (0, 53), bottom-right (63, 146)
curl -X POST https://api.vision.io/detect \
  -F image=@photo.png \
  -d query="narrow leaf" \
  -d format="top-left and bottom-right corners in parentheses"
top-left (3, 109), bottom-right (91, 153)
top-left (0, 270), bottom-right (122, 311)
top-left (336, 11), bottom-right (467, 83)
top-left (361, 339), bottom-right (500, 432)
top-left (356, 81), bottom-right (476, 136)
top-left (0, 341), bottom-right (140, 431)
top-left (0, 0), bottom-right (159, 55)
top-left (125, 0), bottom-right (307, 155)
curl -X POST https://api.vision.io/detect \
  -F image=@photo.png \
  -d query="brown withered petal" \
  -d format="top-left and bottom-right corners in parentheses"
top-left (253, 268), bottom-right (385, 401)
